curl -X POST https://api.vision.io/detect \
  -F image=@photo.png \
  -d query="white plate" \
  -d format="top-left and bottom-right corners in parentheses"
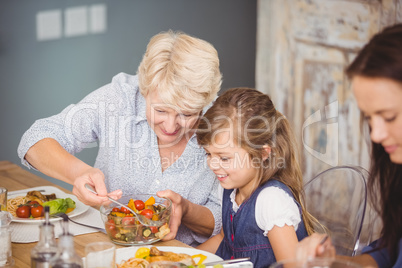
top-left (8, 186), bottom-right (89, 224)
top-left (115, 246), bottom-right (223, 266)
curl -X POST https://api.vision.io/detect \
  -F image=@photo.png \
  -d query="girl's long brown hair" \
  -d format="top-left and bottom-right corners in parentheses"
top-left (346, 23), bottom-right (402, 263)
top-left (197, 87), bottom-right (315, 234)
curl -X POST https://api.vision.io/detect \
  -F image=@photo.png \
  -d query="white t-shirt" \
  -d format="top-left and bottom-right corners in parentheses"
top-left (218, 184), bottom-right (301, 236)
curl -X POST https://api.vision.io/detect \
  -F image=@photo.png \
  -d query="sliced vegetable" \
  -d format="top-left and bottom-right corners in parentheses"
top-left (111, 211), bottom-right (126, 218)
top-left (42, 198), bottom-right (68, 215)
top-left (144, 196), bottom-right (155, 206)
top-left (135, 247), bottom-right (150, 259)
top-left (65, 197), bottom-right (76, 209)
top-left (122, 216), bottom-right (135, 226)
top-left (192, 254), bottom-right (207, 265)
top-left (127, 199), bottom-right (137, 212)
top-left (65, 207), bottom-right (74, 213)
top-left (142, 227), bottom-right (152, 237)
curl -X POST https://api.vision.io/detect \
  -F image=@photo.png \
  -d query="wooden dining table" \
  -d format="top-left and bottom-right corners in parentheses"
top-left (0, 161), bottom-right (191, 268)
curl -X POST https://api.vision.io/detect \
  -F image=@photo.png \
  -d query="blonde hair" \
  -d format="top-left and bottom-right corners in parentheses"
top-left (197, 87), bottom-right (315, 234)
top-left (137, 30), bottom-right (222, 113)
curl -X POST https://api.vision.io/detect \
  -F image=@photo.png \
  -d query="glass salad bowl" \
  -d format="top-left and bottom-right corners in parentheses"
top-left (100, 194), bottom-right (172, 246)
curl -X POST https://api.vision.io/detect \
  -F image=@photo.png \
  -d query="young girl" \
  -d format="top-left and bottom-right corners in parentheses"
top-left (196, 87), bottom-right (315, 267)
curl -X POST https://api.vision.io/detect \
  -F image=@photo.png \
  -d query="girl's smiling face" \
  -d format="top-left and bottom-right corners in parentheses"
top-left (353, 75), bottom-right (402, 164)
top-left (204, 131), bottom-right (260, 200)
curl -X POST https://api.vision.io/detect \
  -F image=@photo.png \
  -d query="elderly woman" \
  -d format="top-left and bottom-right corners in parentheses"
top-left (18, 30), bottom-right (222, 247)
top-left (295, 24), bottom-right (402, 268)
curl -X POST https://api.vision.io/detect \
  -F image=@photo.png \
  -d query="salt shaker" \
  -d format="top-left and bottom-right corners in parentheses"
top-left (31, 206), bottom-right (58, 268)
top-left (49, 217), bottom-right (83, 268)
top-left (0, 206), bottom-right (14, 267)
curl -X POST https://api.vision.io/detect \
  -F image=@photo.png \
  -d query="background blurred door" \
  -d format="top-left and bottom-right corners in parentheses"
top-left (256, 0), bottom-right (402, 243)
top-left (256, 0), bottom-right (402, 180)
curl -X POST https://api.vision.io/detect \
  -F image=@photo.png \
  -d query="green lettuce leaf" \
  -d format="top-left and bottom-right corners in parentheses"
top-left (42, 198), bottom-right (68, 215)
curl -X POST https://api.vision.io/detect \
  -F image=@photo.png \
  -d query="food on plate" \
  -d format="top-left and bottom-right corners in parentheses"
top-left (117, 247), bottom-right (198, 267)
top-left (42, 198), bottom-right (76, 215)
top-left (7, 196), bottom-right (30, 217)
top-left (117, 257), bottom-right (149, 268)
top-left (191, 254), bottom-right (207, 266)
top-left (102, 195), bottom-right (171, 245)
top-left (7, 193), bottom-right (54, 217)
top-left (30, 204), bottom-right (44, 218)
top-left (135, 247), bottom-right (151, 259)
top-left (26, 190), bottom-right (56, 203)
top-left (16, 204), bottom-right (31, 218)
top-left (7, 191), bottom-right (76, 218)
top-left (147, 247), bottom-right (195, 265)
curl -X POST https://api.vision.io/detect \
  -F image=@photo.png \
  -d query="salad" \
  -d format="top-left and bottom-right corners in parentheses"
top-left (103, 196), bottom-right (171, 244)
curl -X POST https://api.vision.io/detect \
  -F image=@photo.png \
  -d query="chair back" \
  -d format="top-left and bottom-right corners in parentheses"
top-left (304, 165), bottom-right (369, 256)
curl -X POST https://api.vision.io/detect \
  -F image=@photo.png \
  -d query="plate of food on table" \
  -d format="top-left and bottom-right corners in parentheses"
top-left (110, 246), bottom-right (223, 268)
top-left (7, 186), bottom-right (88, 223)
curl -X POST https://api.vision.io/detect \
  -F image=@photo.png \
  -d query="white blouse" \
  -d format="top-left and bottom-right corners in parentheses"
top-left (218, 184), bottom-right (301, 236)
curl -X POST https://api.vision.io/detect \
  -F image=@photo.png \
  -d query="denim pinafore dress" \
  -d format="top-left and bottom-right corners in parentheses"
top-left (215, 179), bottom-right (308, 268)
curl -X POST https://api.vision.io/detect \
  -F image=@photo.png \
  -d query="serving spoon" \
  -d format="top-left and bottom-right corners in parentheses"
top-left (84, 184), bottom-right (165, 227)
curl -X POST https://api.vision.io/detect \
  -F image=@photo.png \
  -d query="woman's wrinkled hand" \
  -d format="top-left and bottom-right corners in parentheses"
top-left (156, 189), bottom-right (187, 241)
top-left (72, 167), bottom-right (122, 206)
top-left (295, 233), bottom-right (336, 262)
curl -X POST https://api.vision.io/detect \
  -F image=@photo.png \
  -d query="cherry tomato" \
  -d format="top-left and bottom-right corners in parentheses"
top-left (150, 226), bottom-right (158, 233)
top-left (120, 206), bottom-right (131, 214)
top-left (134, 200), bottom-right (145, 211)
top-left (122, 216), bottom-right (136, 226)
top-left (140, 209), bottom-right (153, 219)
top-left (106, 219), bottom-right (116, 230)
top-left (112, 207), bottom-right (120, 213)
top-left (31, 205), bottom-right (44, 218)
top-left (105, 220), bottom-right (118, 238)
top-left (109, 228), bottom-right (118, 238)
top-left (16, 205), bottom-right (31, 218)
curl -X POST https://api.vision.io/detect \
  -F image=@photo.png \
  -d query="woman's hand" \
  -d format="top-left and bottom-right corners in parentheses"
top-left (295, 233), bottom-right (336, 262)
top-left (25, 138), bottom-right (122, 206)
top-left (156, 189), bottom-right (186, 241)
top-left (157, 189), bottom-right (215, 240)
top-left (72, 167), bottom-right (122, 206)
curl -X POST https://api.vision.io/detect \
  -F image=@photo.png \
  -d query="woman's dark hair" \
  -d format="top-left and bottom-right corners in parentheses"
top-left (346, 23), bottom-right (402, 263)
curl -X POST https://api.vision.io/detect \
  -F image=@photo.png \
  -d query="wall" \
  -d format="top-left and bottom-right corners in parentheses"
top-left (0, 0), bottom-right (257, 190)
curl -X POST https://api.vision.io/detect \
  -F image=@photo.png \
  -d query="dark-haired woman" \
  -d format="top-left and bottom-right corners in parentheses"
top-left (295, 23), bottom-right (402, 268)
